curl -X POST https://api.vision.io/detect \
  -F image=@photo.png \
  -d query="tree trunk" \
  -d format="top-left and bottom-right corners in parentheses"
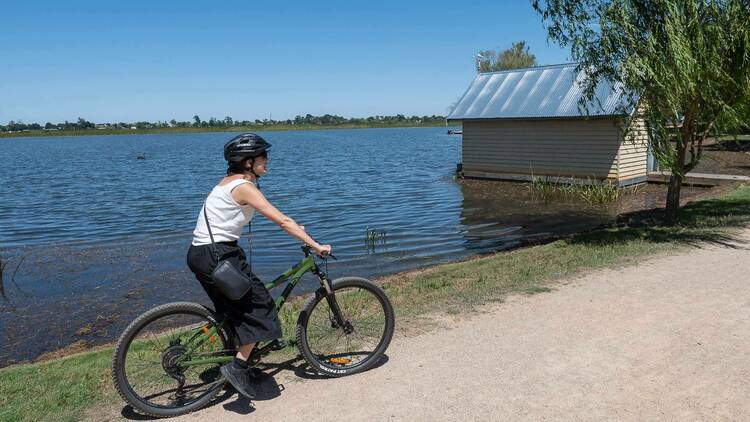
top-left (664, 130), bottom-right (691, 225)
top-left (664, 173), bottom-right (683, 224)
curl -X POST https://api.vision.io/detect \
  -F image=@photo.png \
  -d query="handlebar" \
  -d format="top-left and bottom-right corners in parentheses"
top-left (301, 245), bottom-right (337, 260)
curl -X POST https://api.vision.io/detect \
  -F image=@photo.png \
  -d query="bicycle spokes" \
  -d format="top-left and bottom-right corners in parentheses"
top-left (122, 313), bottom-right (227, 408)
top-left (305, 285), bottom-right (387, 368)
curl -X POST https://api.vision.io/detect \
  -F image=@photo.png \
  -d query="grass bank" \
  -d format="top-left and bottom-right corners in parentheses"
top-left (2, 185), bottom-right (750, 421)
top-left (0, 121), bottom-right (449, 139)
top-left (716, 134), bottom-right (750, 142)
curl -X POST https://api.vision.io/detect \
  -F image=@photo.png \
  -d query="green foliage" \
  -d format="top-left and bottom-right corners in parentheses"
top-left (0, 349), bottom-right (114, 422)
top-left (475, 41), bottom-right (538, 73)
top-left (533, 0), bottom-right (750, 221)
top-left (719, 101), bottom-right (750, 134)
top-left (527, 177), bottom-right (622, 204)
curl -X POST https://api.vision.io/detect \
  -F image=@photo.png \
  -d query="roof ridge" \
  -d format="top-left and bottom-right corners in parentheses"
top-left (478, 62), bottom-right (580, 76)
top-left (447, 62), bottom-right (635, 120)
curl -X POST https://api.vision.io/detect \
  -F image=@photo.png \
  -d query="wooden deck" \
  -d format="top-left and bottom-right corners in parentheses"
top-left (647, 171), bottom-right (750, 186)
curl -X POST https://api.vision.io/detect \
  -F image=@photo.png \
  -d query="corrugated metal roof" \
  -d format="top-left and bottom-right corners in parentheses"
top-left (447, 63), bottom-right (635, 120)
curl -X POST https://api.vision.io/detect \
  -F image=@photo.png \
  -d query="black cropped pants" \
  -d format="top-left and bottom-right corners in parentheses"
top-left (187, 241), bottom-right (282, 345)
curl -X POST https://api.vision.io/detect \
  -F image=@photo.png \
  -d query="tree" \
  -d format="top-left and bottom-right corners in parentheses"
top-left (476, 50), bottom-right (499, 73)
top-left (533, 0), bottom-right (750, 223)
top-left (725, 102), bottom-right (750, 134)
top-left (475, 41), bottom-right (537, 73)
top-left (76, 117), bottom-right (94, 129)
top-left (193, 115), bottom-right (201, 127)
top-left (498, 41), bottom-right (537, 70)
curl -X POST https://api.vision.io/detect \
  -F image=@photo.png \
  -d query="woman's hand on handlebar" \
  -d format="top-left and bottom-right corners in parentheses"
top-left (313, 244), bottom-right (332, 257)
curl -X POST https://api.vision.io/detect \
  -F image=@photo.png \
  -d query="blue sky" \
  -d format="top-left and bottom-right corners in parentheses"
top-left (0, 0), bottom-right (570, 123)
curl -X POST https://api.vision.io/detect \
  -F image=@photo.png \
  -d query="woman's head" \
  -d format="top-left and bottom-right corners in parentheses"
top-left (224, 133), bottom-right (271, 177)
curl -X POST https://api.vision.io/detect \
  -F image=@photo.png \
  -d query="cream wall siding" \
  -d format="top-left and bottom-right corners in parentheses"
top-left (462, 119), bottom-right (621, 180)
top-left (617, 116), bottom-right (649, 181)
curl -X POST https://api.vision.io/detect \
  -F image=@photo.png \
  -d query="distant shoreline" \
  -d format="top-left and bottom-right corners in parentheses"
top-left (0, 121), bottom-right (451, 139)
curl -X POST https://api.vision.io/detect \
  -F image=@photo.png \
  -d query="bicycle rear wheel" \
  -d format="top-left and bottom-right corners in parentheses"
top-left (296, 277), bottom-right (395, 377)
top-left (111, 302), bottom-right (234, 418)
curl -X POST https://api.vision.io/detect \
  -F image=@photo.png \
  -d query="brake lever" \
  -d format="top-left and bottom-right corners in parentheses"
top-left (307, 233), bottom-right (336, 260)
top-left (318, 251), bottom-right (337, 260)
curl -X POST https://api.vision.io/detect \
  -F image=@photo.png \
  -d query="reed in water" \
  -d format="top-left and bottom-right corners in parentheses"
top-left (528, 176), bottom-right (623, 204)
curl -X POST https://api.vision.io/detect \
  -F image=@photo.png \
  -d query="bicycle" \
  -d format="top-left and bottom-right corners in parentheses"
top-left (111, 245), bottom-right (395, 418)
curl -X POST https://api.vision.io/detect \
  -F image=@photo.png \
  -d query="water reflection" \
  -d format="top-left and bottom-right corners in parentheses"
top-left (458, 179), bottom-right (615, 252)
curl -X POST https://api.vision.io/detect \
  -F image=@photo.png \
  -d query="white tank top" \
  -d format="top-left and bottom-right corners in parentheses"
top-left (192, 179), bottom-right (256, 246)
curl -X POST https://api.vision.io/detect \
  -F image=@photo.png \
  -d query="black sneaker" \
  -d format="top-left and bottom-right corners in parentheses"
top-left (220, 360), bottom-right (256, 399)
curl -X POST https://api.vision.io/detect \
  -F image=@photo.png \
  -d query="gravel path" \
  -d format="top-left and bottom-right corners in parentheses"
top-left (177, 231), bottom-right (750, 421)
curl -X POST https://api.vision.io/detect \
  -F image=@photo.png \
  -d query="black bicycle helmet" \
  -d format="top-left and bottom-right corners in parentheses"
top-left (224, 133), bottom-right (272, 162)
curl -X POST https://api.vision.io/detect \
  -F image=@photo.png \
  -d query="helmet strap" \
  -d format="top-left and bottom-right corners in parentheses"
top-left (246, 158), bottom-right (261, 189)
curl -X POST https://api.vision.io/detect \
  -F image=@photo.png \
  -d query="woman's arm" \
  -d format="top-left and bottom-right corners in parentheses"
top-left (232, 182), bottom-right (331, 255)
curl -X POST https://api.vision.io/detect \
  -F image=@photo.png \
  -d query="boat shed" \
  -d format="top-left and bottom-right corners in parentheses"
top-left (447, 63), bottom-right (649, 186)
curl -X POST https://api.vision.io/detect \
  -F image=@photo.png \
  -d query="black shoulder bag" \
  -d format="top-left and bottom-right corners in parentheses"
top-left (203, 205), bottom-right (252, 300)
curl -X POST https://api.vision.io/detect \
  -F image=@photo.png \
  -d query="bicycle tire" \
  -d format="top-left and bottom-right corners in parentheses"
top-left (111, 302), bottom-right (234, 418)
top-left (296, 277), bottom-right (395, 377)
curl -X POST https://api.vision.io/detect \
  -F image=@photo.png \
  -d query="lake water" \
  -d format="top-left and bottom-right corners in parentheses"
top-left (0, 127), bottom-right (656, 366)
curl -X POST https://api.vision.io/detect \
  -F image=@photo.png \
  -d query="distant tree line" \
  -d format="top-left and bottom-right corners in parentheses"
top-left (0, 114), bottom-right (446, 133)
top-left (1, 117), bottom-right (96, 132)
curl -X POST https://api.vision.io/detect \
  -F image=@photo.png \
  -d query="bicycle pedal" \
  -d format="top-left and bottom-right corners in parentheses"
top-left (269, 339), bottom-right (287, 350)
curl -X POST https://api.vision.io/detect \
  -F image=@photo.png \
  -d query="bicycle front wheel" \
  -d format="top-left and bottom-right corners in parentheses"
top-left (111, 302), bottom-right (234, 418)
top-left (296, 277), bottom-right (395, 377)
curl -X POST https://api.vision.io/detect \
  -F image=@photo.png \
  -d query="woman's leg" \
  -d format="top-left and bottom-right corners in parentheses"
top-left (199, 281), bottom-right (257, 361)
top-left (188, 244), bottom-right (258, 398)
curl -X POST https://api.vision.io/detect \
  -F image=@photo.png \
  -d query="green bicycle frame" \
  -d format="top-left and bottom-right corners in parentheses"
top-left (180, 252), bottom-right (319, 367)
top-left (264, 253), bottom-right (317, 311)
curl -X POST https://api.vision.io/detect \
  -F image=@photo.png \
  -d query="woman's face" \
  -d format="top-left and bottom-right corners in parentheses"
top-left (252, 155), bottom-right (268, 176)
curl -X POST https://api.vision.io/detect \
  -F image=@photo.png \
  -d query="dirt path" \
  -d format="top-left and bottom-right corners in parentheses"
top-left (176, 231), bottom-right (750, 422)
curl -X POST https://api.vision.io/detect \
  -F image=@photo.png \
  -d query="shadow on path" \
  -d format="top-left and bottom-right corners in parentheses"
top-left (705, 139), bottom-right (750, 152)
top-left (119, 353), bottom-right (391, 419)
top-left (572, 191), bottom-right (750, 250)
top-left (293, 354), bottom-right (390, 380)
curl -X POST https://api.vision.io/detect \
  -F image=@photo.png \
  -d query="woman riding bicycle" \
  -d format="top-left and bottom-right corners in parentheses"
top-left (186, 133), bottom-right (331, 399)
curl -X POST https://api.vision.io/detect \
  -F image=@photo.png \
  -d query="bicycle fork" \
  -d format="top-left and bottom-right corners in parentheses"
top-left (313, 266), bottom-right (353, 334)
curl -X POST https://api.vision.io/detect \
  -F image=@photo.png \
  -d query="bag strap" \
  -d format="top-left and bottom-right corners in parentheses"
top-left (202, 203), bottom-right (220, 261)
